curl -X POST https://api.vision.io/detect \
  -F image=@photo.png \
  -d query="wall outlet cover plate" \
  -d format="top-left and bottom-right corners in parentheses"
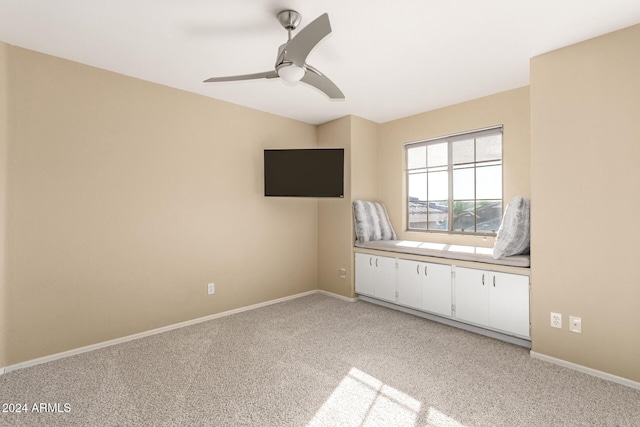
top-left (569, 316), bottom-right (582, 333)
top-left (550, 312), bottom-right (562, 328)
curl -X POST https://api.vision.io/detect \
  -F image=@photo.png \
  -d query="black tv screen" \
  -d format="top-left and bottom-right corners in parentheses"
top-left (264, 149), bottom-right (344, 198)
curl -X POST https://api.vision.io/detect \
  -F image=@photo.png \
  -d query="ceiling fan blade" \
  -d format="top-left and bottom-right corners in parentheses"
top-left (300, 66), bottom-right (344, 99)
top-left (204, 71), bottom-right (278, 83)
top-left (285, 13), bottom-right (331, 65)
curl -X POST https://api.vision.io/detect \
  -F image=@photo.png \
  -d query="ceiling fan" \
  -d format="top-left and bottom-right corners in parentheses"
top-left (204, 10), bottom-right (344, 99)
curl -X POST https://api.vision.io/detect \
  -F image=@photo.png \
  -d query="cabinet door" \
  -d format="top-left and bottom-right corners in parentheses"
top-left (374, 256), bottom-right (397, 302)
top-left (454, 267), bottom-right (490, 326)
top-left (355, 253), bottom-right (375, 296)
top-left (397, 259), bottom-right (423, 309)
top-left (423, 263), bottom-right (453, 317)
top-left (489, 272), bottom-right (530, 337)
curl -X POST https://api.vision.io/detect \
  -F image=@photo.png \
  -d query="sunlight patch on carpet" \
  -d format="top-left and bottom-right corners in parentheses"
top-left (307, 367), bottom-right (421, 426)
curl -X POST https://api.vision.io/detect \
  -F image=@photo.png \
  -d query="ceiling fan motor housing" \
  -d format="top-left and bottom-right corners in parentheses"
top-left (277, 10), bottom-right (301, 31)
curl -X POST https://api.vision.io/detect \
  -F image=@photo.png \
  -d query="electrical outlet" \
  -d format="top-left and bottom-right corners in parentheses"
top-left (550, 312), bottom-right (562, 329)
top-left (207, 283), bottom-right (215, 295)
top-left (339, 268), bottom-right (346, 279)
top-left (569, 316), bottom-right (582, 333)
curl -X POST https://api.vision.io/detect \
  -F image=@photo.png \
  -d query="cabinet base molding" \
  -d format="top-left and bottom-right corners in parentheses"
top-left (359, 295), bottom-right (532, 349)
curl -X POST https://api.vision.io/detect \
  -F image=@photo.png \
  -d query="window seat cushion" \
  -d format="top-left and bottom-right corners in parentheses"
top-left (355, 240), bottom-right (531, 268)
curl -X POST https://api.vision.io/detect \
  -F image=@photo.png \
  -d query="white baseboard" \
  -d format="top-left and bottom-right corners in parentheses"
top-left (530, 351), bottom-right (640, 390)
top-left (317, 289), bottom-right (359, 302)
top-left (3, 289), bottom-right (318, 375)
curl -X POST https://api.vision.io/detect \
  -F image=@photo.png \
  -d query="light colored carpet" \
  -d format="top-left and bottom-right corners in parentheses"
top-left (1, 294), bottom-right (639, 426)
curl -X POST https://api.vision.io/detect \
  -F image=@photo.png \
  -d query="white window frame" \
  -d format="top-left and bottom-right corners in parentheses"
top-left (405, 126), bottom-right (503, 235)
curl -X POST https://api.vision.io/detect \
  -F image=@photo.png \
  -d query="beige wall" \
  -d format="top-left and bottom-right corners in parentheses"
top-left (378, 87), bottom-right (531, 247)
top-left (350, 116), bottom-right (380, 203)
top-left (0, 43), bottom-right (7, 368)
top-left (317, 117), bottom-right (353, 298)
top-left (4, 44), bottom-right (319, 365)
top-left (317, 116), bottom-right (381, 299)
top-left (318, 116), bottom-right (379, 298)
top-left (530, 24), bottom-right (640, 382)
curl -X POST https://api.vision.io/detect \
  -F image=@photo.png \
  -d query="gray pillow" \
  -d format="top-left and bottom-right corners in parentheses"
top-left (492, 196), bottom-right (530, 259)
top-left (353, 201), bottom-right (397, 243)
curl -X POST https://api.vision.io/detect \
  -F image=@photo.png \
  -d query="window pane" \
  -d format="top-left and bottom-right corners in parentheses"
top-left (404, 127), bottom-right (502, 236)
top-left (452, 139), bottom-right (474, 164)
top-left (452, 200), bottom-right (475, 232)
top-left (453, 166), bottom-right (474, 199)
top-left (476, 134), bottom-right (502, 162)
top-left (407, 146), bottom-right (426, 169)
top-left (476, 164), bottom-right (502, 199)
top-left (476, 200), bottom-right (502, 233)
top-left (428, 201), bottom-right (448, 231)
top-left (427, 143), bottom-right (447, 167)
top-left (427, 170), bottom-right (448, 200)
top-left (408, 172), bottom-right (427, 201)
top-left (408, 201), bottom-right (427, 230)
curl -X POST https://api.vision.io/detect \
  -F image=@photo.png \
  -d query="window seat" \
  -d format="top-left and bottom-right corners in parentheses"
top-left (354, 240), bottom-right (530, 268)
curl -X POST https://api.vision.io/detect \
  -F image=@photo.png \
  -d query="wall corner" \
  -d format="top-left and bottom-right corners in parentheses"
top-left (0, 42), bottom-right (9, 369)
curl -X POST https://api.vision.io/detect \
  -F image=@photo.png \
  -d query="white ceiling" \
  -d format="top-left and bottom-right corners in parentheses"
top-left (1, 1), bottom-right (640, 125)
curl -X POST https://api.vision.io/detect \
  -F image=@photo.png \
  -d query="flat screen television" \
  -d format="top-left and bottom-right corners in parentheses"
top-left (264, 148), bottom-right (344, 198)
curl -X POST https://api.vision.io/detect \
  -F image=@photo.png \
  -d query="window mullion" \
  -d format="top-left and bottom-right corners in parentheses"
top-left (473, 137), bottom-right (477, 233)
top-left (448, 141), bottom-right (454, 232)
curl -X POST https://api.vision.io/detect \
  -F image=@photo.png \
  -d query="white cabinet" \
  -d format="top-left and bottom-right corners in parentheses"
top-left (355, 251), bottom-right (530, 342)
top-left (455, 267), bottom-right (530, 338)
top-left (397, 259), bottom-right (423, 309)
top-left (355, 253), bottom-right (397, 302)
top-left (423, 263), bottom-right (454, 317)
top-left (454, 268), bottom-right (490, 326)
top-left (355, 253), bottom-right (375, 296)
top-left (489, 272), bottom-right (530, 337)
top-left (398, 259), bottom-right (452, 316)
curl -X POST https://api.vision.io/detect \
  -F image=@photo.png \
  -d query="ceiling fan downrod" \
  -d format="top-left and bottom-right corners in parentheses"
top-left (277, 10), bottom-right (301, 41)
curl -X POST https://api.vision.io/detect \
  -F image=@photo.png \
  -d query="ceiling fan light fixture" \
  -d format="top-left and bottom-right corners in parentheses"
top-left (277, 63), bottom-right (306, 82)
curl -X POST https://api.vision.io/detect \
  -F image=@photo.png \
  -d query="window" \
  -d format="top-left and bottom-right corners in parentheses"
top-left (405, 127), bottom-right (503, 235)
